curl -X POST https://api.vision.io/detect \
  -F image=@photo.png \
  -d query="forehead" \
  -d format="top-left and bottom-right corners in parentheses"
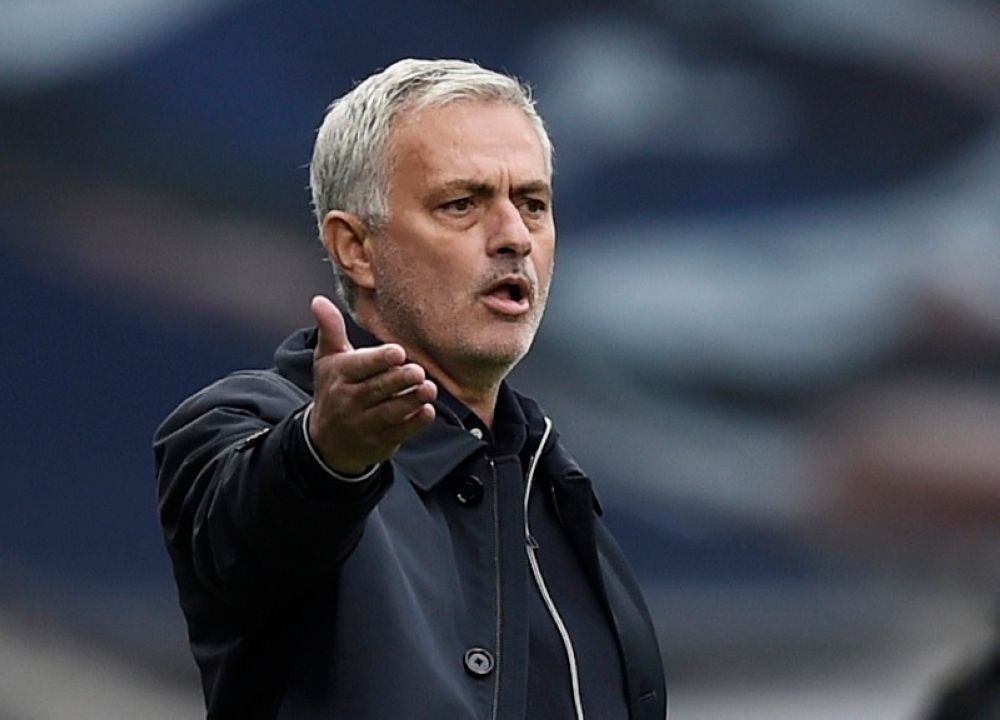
top-left (388, 100), bottom-right (549, 185)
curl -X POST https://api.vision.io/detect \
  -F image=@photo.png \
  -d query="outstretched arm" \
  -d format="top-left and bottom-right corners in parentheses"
top-left (154, 296), bottom-right (436, 612)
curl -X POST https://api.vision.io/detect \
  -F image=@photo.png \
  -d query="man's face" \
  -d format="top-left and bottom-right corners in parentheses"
top-left (366, 100), bottom-right (555, 389)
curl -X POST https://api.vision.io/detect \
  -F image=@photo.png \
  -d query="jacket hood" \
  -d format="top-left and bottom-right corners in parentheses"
top-left (272, 319), bottom-right (577, 492)
top-left (273, 326), bottom-right (316, 395)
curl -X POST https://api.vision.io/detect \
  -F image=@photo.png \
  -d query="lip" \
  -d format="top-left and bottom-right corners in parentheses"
top-left (481, 275), bottom-right (532, 316)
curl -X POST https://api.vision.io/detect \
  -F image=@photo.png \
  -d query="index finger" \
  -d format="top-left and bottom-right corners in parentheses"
top-left (331, 343), bottom-right (407, 383)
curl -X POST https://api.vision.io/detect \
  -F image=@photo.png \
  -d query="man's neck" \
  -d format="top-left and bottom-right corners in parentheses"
top-left (435, 376), bottom-right (500, 429)
top-left (402, 352), bottom-right (505, 428)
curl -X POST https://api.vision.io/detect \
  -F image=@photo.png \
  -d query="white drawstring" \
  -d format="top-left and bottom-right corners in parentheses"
top-left (523, 417), bottom-right (585, 720)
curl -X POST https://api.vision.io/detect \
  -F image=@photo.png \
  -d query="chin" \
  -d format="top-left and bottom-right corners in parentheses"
top-left (479, 338), bottom-right (535, 369)
top-left (451, 315), bottom-right (542, 371)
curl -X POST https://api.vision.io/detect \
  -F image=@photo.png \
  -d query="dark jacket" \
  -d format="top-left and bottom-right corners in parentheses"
top-left (154, 326), bottom-right (666, 719)
top-left (926, 640), bottom-right (1000, 720)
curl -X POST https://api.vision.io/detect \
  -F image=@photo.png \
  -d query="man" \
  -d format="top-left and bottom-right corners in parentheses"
top-left (925, 631), bottom-right (1000, 720)
top-left (155, 58), bottom-right (666, 719)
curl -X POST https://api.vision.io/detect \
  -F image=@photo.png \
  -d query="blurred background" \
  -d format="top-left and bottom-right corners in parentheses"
top-left (2, 0), bottom-right (1000, 717)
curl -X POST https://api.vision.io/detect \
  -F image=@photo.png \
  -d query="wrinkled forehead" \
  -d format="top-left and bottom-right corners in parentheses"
top-left (387, 98), bottom-right (551, 175)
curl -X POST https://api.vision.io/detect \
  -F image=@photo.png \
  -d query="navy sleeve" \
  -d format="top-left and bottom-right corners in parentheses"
top-left (154, 370), bottom-right (392, 613)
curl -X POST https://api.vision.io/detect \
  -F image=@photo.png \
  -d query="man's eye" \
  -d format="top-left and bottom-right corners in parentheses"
top-left (443, 198), bottom-right (473, 212)
top-left (522, 198), bottom-right (548, 214)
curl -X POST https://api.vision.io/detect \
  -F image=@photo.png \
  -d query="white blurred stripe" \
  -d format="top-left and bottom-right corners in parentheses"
top-left (0, 610), bottom-right (201, 720)
top-left (0, 0), bottom-right (243, 94)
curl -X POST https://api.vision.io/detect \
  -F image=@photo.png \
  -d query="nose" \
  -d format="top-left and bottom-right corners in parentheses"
top-left (487, 199), bottom-right (532, 258)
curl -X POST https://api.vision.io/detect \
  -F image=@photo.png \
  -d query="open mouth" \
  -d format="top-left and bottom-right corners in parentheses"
top-left (483, 276), bottom-right (531, 314)
top-left (500, 282), bottom-right (524, 302)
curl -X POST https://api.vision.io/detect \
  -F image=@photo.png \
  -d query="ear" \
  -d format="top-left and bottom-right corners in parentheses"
top-left (321, 211), bottom-right (376, 291)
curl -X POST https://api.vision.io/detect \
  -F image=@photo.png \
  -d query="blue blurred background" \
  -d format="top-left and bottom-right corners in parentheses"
top-left (2, 1), bottom-right (1000, 717)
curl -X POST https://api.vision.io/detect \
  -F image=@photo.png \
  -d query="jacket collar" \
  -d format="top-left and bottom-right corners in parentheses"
top-left (393, 420), bottom-right (485, 492)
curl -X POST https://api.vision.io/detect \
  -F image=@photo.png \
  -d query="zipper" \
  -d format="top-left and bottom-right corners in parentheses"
top-left (524, 418), bottom-right (585, 720)
top-left (490, 458), bottom-right (502, 720)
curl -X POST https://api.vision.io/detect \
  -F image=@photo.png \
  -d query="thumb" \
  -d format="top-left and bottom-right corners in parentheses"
top-left (311, 295), bottom-right (353, 356)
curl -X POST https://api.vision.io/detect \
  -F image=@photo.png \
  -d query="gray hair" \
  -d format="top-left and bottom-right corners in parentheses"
top-left (309, 58), bottom-right (553, 313)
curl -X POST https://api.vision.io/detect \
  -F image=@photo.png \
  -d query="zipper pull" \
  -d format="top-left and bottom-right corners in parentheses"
top-left (526, 532), bottom-right (539, 549)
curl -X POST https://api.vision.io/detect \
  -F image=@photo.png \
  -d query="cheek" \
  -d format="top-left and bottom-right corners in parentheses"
top-left (395, 254), bottom-right (465, 304)
top-left (536, 245), bottom-right (556, 280)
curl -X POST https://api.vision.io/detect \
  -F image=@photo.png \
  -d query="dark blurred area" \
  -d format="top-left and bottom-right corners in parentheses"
top-left (2, 1), bottom-right (1000, 717)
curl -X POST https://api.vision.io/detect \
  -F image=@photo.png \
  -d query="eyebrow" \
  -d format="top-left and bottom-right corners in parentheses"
top-left (511, 181), bottom-right (553, 199)
top-left (429, 179), bottom-right (552, 202)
